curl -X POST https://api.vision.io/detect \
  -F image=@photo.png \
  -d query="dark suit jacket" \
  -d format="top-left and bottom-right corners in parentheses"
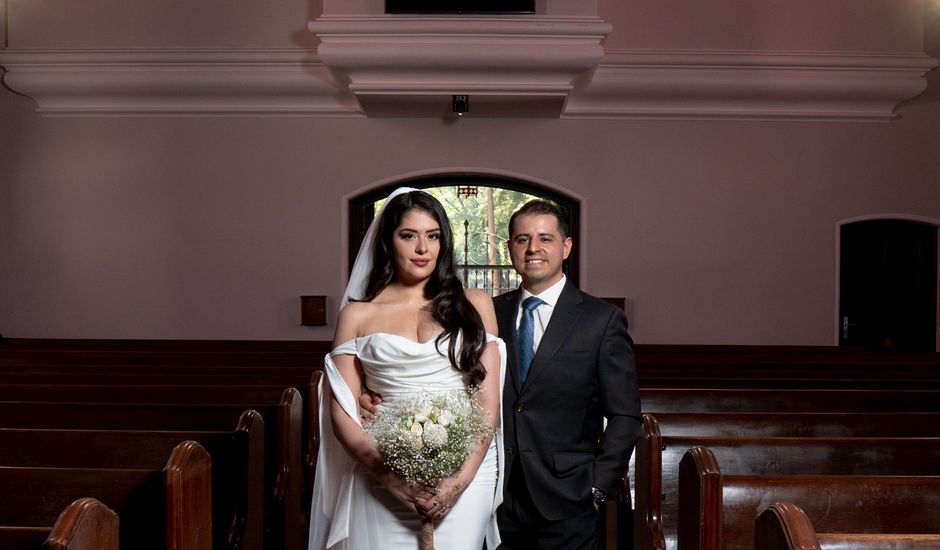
top-left (495, 280), bottom-right (642, 520)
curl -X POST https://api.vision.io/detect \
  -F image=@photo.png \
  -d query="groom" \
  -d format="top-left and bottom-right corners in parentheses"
top-left (494, 200), bottom-right (642, 549)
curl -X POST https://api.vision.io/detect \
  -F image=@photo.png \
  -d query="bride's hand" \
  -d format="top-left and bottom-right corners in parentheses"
top-left (377, 471), bottom-right (436, 515)
top-left (416, 475), bottom-right (467, 520)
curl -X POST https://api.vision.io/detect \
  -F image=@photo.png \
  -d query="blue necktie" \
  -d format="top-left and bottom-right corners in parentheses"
top-left (518, 296), bottom-right (543, 384)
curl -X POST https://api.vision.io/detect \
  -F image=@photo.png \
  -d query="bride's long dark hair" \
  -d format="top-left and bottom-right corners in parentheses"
top-left (358, 190), bottom-right (487, 386)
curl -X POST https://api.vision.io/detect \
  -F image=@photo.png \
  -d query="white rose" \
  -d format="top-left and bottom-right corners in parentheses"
top-left (403, 427), bottom-right (424, 450)
top-left (437, 409), bottom-right (455, 427)
top-left (414, 407), bottom-right (432, 424)
top-left (422, 423), bottom-right (448, 449)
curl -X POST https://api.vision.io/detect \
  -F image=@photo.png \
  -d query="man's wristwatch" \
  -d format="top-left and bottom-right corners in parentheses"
top-left (591, 486), bottom-right (608, 503)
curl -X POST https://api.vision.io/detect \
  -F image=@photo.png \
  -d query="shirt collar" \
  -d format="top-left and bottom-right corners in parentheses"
top-left (520, 274), bottom-right (566, 308)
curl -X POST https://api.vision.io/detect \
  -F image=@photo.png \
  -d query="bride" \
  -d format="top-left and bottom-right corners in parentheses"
top-left (309, 188), bottom-right (505, 549)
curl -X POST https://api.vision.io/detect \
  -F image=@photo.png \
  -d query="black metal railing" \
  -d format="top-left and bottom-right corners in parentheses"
top-left (457, 264), bottom-right (520, 297)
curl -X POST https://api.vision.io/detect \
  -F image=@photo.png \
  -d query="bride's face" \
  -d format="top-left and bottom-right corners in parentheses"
top-left (392, 208), bottom-right (442, 284)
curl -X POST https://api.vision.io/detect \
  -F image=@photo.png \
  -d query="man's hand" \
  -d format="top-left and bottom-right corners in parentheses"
top-left (591, 486), bottom-right (607, 512)
top-left (358, 388), bottom-right (383, 423)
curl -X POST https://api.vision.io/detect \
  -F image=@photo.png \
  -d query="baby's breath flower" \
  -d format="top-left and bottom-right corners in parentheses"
top-left (367, 388), bottom-right (492, 485)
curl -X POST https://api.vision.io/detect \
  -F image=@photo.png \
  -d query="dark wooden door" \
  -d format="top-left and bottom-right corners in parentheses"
top-left (839, 219), bottom-right (938, 351)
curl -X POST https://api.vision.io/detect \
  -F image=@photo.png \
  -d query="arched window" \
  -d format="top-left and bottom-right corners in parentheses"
top-left (349, 173), bottom-right (580, 295)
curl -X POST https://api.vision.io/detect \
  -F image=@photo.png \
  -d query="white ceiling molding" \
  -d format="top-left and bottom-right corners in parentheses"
top-left (565, 49), bottom-right (939, 122)
top-left (0, 45), bottom-right (935, 121)
top-left (0, 49), bottom-right (359, 117)
top-left (308, 15), bottom-right (613, 117)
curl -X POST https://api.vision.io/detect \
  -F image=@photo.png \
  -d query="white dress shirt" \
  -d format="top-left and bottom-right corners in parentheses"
top-left (515, 274), bottom-right (567, 356)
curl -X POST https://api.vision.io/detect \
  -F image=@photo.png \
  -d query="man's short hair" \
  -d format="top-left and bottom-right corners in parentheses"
top-left (508, 200), bottom-right (571, 239)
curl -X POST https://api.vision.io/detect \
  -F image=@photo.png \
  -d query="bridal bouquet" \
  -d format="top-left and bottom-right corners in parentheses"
top-left (367, 388), bottom-right (492, 549)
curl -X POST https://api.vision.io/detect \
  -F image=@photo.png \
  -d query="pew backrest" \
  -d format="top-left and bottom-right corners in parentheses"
top-left (640, 388), bottom-right (940, 413)
top-left (754, 501), bottom-right (820, 550)
top-left (274, 388), bottom-right (304, 550)
top-left (636, 414), bottom-right (940, 550)
top-left (678, 447), bottom-right (940, 550)
top-left (648, 412), bottom-right (940, 438)
top-left (0, 396), bottom-right (301, 550)
top-left (45, 498), bottom-right (119, 550)
top-left (754, 501), bottom-right (940, 550)
top-left (0, 499), bottom-right (117, 550)
top-left (0, 409), bottom-right (264, 550)
top-left (165, 441), bottom-right (212, 550)
top-left (0, 441), bottom-right (212, 550)
top-left (303, 370), bottom-right (323, 522)
top-left (0, 372), bottom-right (308, 385)
top-left (0, 384), bottom-right (296, 404)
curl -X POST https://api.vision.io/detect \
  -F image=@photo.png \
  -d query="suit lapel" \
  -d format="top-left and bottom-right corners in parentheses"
top-left (521, 281), bottom-right (584, 391)
top-left (497, 290), bottom-right (523, 394)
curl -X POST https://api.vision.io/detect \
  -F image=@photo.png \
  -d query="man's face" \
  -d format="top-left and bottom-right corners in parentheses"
top-left (508, 213), bottom-right (572, 295)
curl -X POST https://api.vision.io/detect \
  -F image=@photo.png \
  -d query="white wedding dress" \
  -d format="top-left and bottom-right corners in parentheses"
top-left (309, 332), bottom-right (505, 550)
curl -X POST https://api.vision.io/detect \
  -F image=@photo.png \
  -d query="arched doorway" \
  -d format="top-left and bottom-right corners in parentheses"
top-left (838, 217), bottom-right (938, 352)
top-left (348, 173), bottom-right (581, 294)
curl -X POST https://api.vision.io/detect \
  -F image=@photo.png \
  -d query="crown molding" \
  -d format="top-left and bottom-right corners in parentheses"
top-left (308, 15), bottom-right (613, 117)
top-left (0, 49), bottom-right (359, 116)
top-left (566, 49), bottom-right (939, 121)
top-left (0, 45), bottom-right (935, 120)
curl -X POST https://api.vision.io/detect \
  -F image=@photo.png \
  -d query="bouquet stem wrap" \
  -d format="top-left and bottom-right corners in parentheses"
top-left (420, 520), bottom-right (434, 550)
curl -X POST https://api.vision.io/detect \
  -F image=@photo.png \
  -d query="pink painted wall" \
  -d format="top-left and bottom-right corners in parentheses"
top-left (600, 0), bottom-right (925, 52)
top-left (1, 1), bottom-right (939, 344)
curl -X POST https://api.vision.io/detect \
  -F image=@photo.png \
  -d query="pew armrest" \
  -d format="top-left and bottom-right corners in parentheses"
top-left (754, 501), bottom-right (821, 550)
top-left (164, 440), bottom-right (213, 550)
top-left (46, 497), bottom-right (119, 550)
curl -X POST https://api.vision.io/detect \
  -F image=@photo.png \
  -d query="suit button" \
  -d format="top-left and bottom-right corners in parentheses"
top-left (516, 404), bottom-right (525, 413)
top-left (506, 447), bottom-right (514, 455)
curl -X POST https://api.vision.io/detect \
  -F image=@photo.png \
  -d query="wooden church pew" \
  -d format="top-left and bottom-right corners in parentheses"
top-left (0, 497), bottom-right (119, 550)
top-left (0, 441), bottom-right (211, 550)
top-left (303, 370), bottom-right (323, 523)
top-left (0, 362), bottom-right (313, 376)
top-left (644, 411), bottom-right (940, 438)
top-left (638, 375), bottom-right (940, 389)
top-left (0, 338), bottom-right (322, 550)
top-left (634, 343), bottom-right (940, 366)
top-left (755, 501), bottom-right (940, 550)
top-left (0, 527), bottom-right (51, 550)
top-left (0, 380), bottom-right (316, 549)
top-left (46, 498), bottom-right (120, 550)
top-left (634, 347), bottom-right (940, 388)
top-left (640, 388), bottom-right (940, 413)
top-left (635, 414), bottom-right (940, 550)
top-left (677, 446), bottom-right (940, 550)
top-left (0, 337), bottom-right (327, 368)
top-left (0, 391), bottom-right (304, 550)
top-left (0, 410), bottom-right (263, 550)
top-left (0, 355), bottom-right (314, 368)
top-left (0, 372), bottom-right (309, 386)
top-left (0, 383), bottom-right (298, 404)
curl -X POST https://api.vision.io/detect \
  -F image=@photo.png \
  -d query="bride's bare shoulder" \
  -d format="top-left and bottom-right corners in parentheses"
top-left (334, 301), bottom-right (377, 342)
top-left (463, 288), bottom-right (493, 309)
top-left (464, 288), bottom-right (497, 334)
